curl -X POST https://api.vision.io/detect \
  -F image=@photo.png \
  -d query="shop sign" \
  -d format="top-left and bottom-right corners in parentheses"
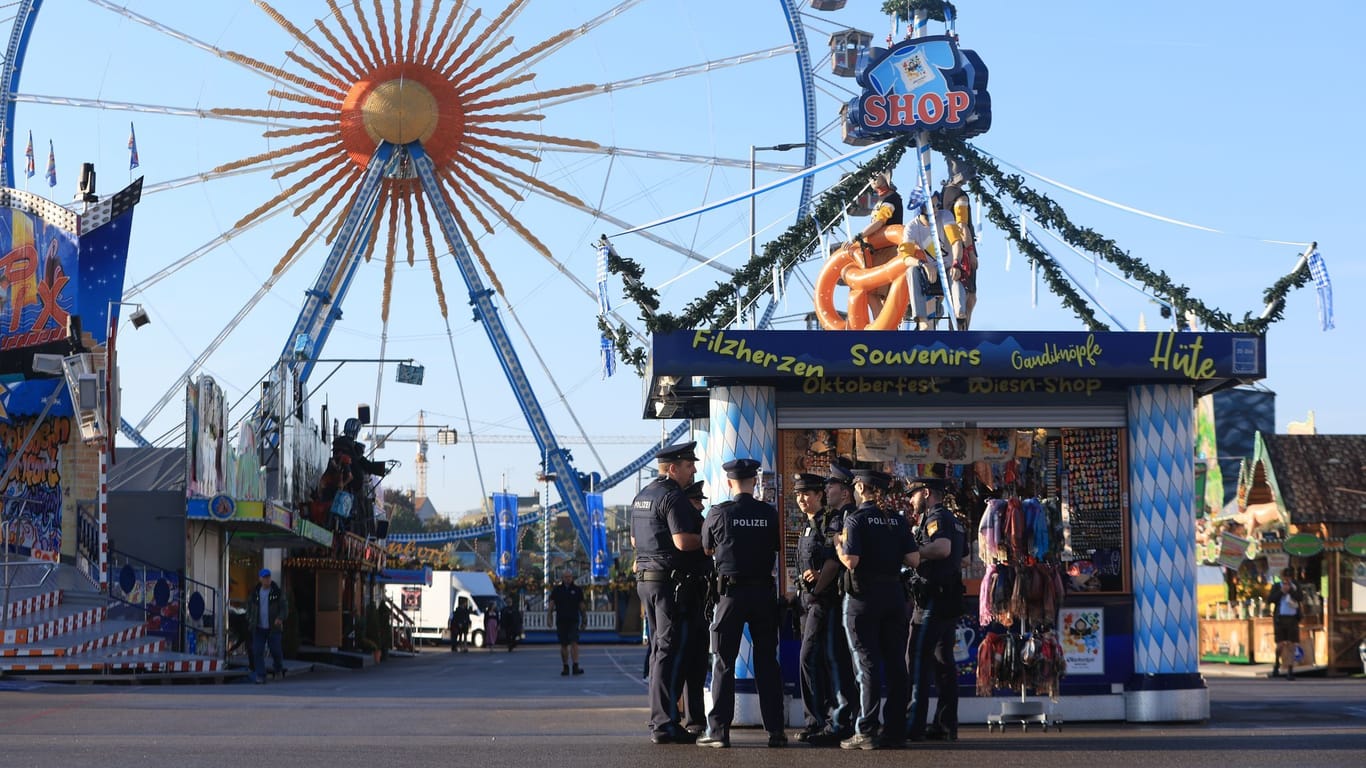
top-left (1266, 552), bottom-right (1290, 573)
top-left (1282, 534), bottom-right (1323, 557)
top-left (1344, 532), bottom-right (1366, 558)
top-left (1059, 607), bottom-right (1105, 675)
top-left (843, 35), bottom-right (991, 141)
top-left (1218, 532), bottom-right (1250, 570)
top-left (266, 504), bottom-right (292, 530)
top-left (651, 330), bottom-right (1267, 387)
top-left (293, 518), bottom-right (333, 547)
top-left (208, 494), bottom-right (235, 521)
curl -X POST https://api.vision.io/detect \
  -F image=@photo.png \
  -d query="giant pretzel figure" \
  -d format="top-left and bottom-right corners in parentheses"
top-left (814, 225), bottom-right (933, 330)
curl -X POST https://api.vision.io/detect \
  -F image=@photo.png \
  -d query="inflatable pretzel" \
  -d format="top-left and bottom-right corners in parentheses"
top-left (813, 224), bottom-right (931, 330)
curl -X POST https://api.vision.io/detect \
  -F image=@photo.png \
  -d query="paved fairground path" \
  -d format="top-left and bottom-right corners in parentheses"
top-left (0, 645), bottom-right (1362, 767)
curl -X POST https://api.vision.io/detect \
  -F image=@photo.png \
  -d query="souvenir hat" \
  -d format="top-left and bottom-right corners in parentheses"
top-left (792, 473), bottom-right (825, 492)
top-left (722, 458), bottom-right (762, 480)
top-left (655, 441), bottom-right (698, 462)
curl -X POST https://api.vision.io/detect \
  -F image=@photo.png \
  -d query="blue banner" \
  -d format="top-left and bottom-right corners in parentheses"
top-left (588, 492), bottom-right (610, 580)
top-left (493, 492), bottom-right (519, 579)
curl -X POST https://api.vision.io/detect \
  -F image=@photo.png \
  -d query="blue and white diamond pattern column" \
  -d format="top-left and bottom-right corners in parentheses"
top-left (1125, 384), bottom-right (1207, 722)
top-left (704, 385), bottom-right (780, 727)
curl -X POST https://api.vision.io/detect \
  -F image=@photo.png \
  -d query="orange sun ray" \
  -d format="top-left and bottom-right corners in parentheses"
top-left (223, 51), bottom-right (346, 100)
top-left (286, 50), bottom-right (351, 92)
top-left (460, 72), bottom-right (535, 105)
top-left (401, 184), bottom-right (416, 267)
top-left (405, 0), bottom-right (422, 63)
top-left (373, 0), bottom-right (395, 65)
top-left (211, 134), bottom-right (338, 174)
top-left (465, 83), bottom-right (596, 113)
top-left (460, 135), bottom-right (538, 164)
top-left (441, 189), bottom-right (506, 297)
top-left (293, 163), bottom-right (360, 219)
top-left (262, 124), bottom-right (337, 139)
top-left (384, 183), bottom-right (400, 273)
top-left (351, 0), bottom-right (387, 68)
top-left (446, 36), bottom-right (515, 89)
top-left (270, 141), bottom-right (345, 179)
top-left (237, 151), bottom-right (344, 231)
top-left (457, 143), bottom-right (585, 209)
top-left (453, 154), bottom-right (524, 201)
top-left (458, 28), bottom-right (577, 96)
top-left (268, 88), bottom-right (340, 111)
top-left (422, 0), bottom-right (466, 68)
top-left (465, 125), bottom-right (599, 150)
top-left (269, 172), bottom-right (358, 277)
top-left (439, 170), bottom-right (495, 234)
top-left (415, 0), bottom-right (443, 65)
top-left (256, 0), bottom-right (357, 83)
top-left (413, 192), bottom-right (448, 317)
top-left (432, 8), bottom-right (482, 74)
top-left (314, 15), bottom-right (366, 82)
top-left (459, 174), bottom-right (555, 264)
top-left (457, 0), bottom-right (531, 71)
top-left (381, 223), bottom-right (397, 322)
top-left (326, 0), bottom-right (376, 72)
top-left (212, 107), bottom-right (335, 121)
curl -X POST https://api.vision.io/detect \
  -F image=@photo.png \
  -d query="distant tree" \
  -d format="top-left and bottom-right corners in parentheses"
top-left (385, 488), bottom-right (422, 534)
top-left (424, 515), bottom-right (455, 533)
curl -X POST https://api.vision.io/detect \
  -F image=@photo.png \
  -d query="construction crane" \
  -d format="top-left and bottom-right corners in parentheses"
top-left (415, 411), bottom-right (429, 499)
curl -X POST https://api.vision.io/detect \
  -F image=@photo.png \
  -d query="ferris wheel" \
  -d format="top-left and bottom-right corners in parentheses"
top-left (0, 0), bottom-right (893, 545)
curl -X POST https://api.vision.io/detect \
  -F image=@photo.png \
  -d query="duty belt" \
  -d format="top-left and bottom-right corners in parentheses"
top-left (637, 571), bottom-right (671, 582)
top-left (724, 577), bottom-right (775, 588)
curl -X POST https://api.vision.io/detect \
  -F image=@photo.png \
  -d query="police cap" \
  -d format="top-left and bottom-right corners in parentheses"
top-left (654, 441), bottom-right (698, 462)
top-left (825, 463), bottom-right (855, 487)
top-left (722, 458), bottom-right (762, 480)
top-left (792, 473), bottom-right (825, 492)
top-left (906, 462), bottom-right (949, 492)
top-left (852, 469), bottom-right (892, 490)
top-left (684, 481), bottom-right (706, 500)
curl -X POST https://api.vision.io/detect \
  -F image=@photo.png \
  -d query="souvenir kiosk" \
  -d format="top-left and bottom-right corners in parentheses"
top-left (644, 328), bottom-right (1266, 723)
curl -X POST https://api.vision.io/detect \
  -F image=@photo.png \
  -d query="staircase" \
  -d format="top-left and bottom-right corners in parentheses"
top-left (1, 557), bottom-right (231, 680)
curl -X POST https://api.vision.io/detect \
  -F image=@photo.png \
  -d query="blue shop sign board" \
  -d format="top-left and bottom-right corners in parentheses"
top-left (646, 330), bottom-right (1264, 417)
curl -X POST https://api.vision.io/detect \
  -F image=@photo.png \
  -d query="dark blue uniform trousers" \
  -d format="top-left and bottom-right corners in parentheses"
top-left (906, 605), bottom-right (959, 738)
top-left (843, 583), bottom-right (909, 740)
top-left (799, 593), bottom-right (855, 732)
top-left (706, 585), bottom-right (784, 738)
top-left (639, 580), bottom-right (688, 734)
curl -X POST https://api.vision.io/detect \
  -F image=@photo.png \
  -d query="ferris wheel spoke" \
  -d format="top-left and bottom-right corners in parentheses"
top-left (9, 94), bottom-right (274, 126)
top-left (531, 144), bottom-right (803, 173)
top-left (507, 0), bottom-right (647, 77)
top-left (516, 45), bottom-right (797, 113)
top-left (141, 164), bottom-right (265, 196)
top-left (521, 183), bottom-right (734, 275)
top-left (82, 0), bottom-right (308, 96)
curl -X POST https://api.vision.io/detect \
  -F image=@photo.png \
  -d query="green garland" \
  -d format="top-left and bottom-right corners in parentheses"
top-left (969, 180), bottom-right (1110, 331)
top-left (603, 137), bottom-right (915, 372)
top-left (882, 0), bottom-right (957, 22)
top-left (934, 135), bottom-right (1310, 334)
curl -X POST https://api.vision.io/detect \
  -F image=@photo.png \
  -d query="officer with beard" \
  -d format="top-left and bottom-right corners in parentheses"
top-left (836, 469), bottom-right (919, 750)
top-left (904, 468), bottom-right (967, 743)
top-left (631, 441), bottom-right (706, 745)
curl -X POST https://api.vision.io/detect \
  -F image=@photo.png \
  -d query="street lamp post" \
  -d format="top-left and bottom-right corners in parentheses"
top-left (100, 301), bottom-right (149, 591)
top-left (749, 143), bottom-right (807, 324)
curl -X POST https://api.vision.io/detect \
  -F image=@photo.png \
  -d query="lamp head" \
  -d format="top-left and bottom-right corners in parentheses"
top-left (128, 306), bottom-right (150, 329)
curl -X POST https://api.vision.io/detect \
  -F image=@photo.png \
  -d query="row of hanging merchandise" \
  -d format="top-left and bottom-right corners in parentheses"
top-left (978, 496), bottom-right (1063, 563)
top-left (976, 619), bottom-right (1067, 701)
top-left (979, 560), bottom-right (1064, 627)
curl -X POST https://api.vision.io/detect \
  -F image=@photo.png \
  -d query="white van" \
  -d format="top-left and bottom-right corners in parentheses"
top-left (386, 570), bottom-right (505, 647)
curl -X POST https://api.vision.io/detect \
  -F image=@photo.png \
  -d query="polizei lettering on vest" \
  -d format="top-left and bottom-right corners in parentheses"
top-left (732, 519), bottom-right (769, 527)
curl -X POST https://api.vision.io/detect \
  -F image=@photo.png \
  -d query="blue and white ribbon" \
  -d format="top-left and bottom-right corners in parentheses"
top-left (1307, 248), bottom-right (1334, 331)
top-left (596, 241), bottom-right (617, 377)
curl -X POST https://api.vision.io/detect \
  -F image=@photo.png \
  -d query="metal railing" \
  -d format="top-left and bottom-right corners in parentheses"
top-left (522, 611), bottom-right (618, 632)
top-left (106, 548), bottom-right (218, 655)
top-left (2, 520), bottom-right (57, 626)
top-left (383, 595), bottom-right (415, 652)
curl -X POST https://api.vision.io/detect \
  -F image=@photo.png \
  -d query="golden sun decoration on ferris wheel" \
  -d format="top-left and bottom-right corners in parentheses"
top-left (210, 0), bottom-right (597, 320)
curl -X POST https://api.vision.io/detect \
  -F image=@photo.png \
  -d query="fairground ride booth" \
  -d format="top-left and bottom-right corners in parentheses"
top-left (644, 328), bottom-right (1266, 724)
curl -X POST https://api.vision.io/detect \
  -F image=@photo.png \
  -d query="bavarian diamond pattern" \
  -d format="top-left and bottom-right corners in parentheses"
top-left (1128, 384), bottom-right (1198, 674)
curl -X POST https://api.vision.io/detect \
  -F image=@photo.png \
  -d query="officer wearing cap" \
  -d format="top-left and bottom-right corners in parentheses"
top-left (684, 481), bottom-right (706, 511)
top-left (814, 462), bottom-right (860, 744)
top-left (793, 467), bottom-right (854, 745)
top-left (836, 469), bottom-right (919, 750)
top-left (696, 458), bottom-right (785, 749)
top-left (903, 465), bottom-right (967, 743)
top-left (631, 441), bottom-right (706, 744)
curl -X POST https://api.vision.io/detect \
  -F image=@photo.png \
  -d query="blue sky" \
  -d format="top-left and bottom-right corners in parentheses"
top-left (5, 0), bottom-right (1360, 517)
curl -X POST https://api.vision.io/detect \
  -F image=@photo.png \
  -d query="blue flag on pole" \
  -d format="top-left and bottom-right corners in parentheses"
top-left (24, 132), bottom-right (34, 178)
top-left (45, 140), bottom-right (56, 188)
top-left (587, 492), bottom-right (610, 580)
top-left (128, 122), bottom-right (140, 170)
top-left (1307, 249), bottom-right (1334, 331)
top-left (493, 492), bottom-right (519, 578)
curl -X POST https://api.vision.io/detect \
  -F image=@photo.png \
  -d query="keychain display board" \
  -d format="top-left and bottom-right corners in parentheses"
top-left (1060, 428), bottom-right (1130, 593)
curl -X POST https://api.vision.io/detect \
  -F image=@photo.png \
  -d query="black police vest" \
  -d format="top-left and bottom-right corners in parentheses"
top-left (712, 495), bottom-right (778, 579)
top-left (797, 512), bottom-right (825, 574)
top-left (848, 502), bottom-right (909, 577)
top-left (917, 504), bottom-right (966, 586)
top-left (631, 478), bottom-right (681, 571)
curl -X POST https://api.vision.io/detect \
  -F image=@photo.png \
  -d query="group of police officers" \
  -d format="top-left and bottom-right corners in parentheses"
top-left (631, 441), bottom-right (967, 750)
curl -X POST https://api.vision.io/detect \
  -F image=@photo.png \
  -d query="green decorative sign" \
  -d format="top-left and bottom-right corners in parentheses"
top-left (1282, 534), bottom-right (1324, 558)
top-left (1344, 532), bottom-right (1366, 558)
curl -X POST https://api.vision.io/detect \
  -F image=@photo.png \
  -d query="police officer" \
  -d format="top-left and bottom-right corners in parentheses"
top-left (814, 463), bottom-right (860, 744)
top-left (836, 469), bottom-right (919, 750)
top-left (631, 441), bottom-right (705, 745)
top-left (904, 469), bottom-right (968, 743)
top-left (696, 458), bottom-right (786, 749)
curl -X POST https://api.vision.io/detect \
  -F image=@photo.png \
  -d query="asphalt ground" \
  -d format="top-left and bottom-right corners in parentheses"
top-left (0, 645), bottom-right (1362, 768)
